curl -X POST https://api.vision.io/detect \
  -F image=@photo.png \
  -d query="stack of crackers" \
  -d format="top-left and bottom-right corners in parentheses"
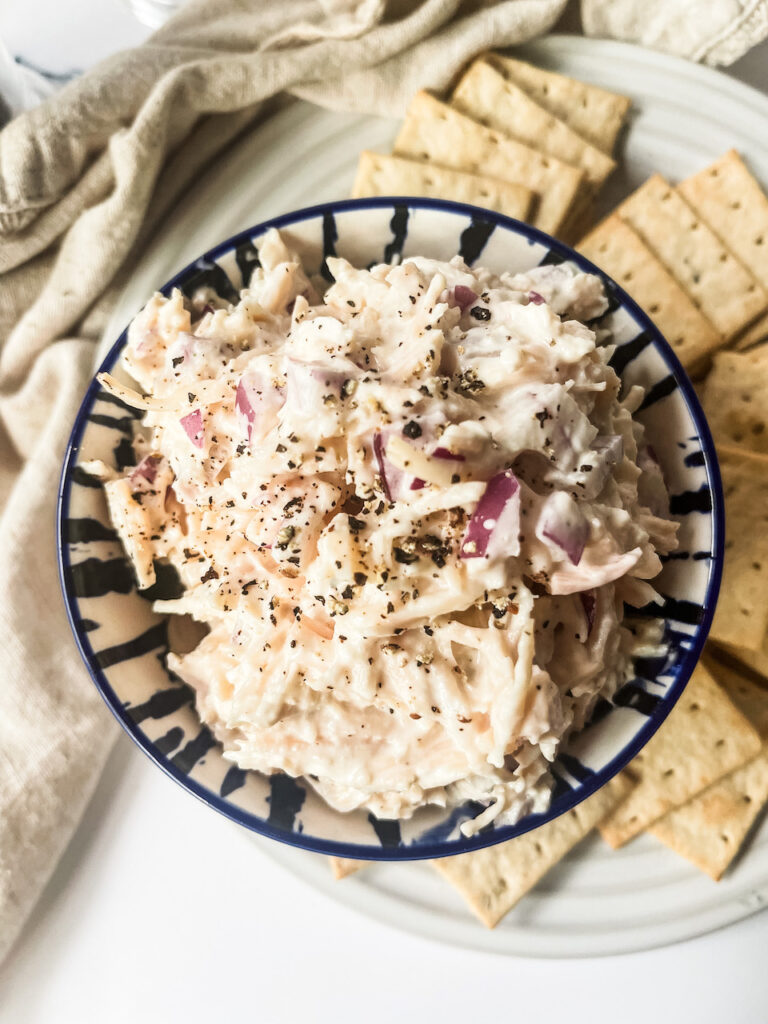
top-left (334, 59), bottom-right (768, 929)
top-left (352, 55), bottom-right (630, 242)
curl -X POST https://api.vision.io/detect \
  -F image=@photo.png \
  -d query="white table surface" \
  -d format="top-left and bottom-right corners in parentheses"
top-left (3, 5), bottom-right (768, 1022)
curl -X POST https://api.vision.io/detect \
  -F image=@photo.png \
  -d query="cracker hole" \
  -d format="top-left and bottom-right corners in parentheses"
top-left (535, 842), bottom-right (543, 854)
top-left (753, 424), bottom-right (765, 435)
top-left (721, 834), bottom-right (731, 843)
top-left (732, 200), bottom-right (742, 210)
top-left (689, 702), bottom-right (700, 711)
top-left (629, 815), bottom-right (639, 824)
top-left (715, 738), bottom-right (725, 748)
top-left (541, 158), bottom-right (550, 169)
top-left (744, 795), bottom-right (753, 804)
top-left (542, 84), bottom-right (549, 96)
top-left (719, 253), bottom-right (728, 262)
top-left (649, 304), bottom-right (660, 314)
top-left (623, 271), bottom-right (633, 282)
top-left (662, 768), bottom-right (675, 778)
top-left (479, 190), bottom-right (489, 198)
top-left (753, 561), bottom-right (763, 571)
top-left (756, 236), bottom-right (765, 246)
top-left (748, 283), bottom-right (757, 292)
top-left (661, 191), bottom-right (672, 201)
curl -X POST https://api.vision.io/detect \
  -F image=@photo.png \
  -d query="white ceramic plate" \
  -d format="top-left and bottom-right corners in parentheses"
top-left (100, 35), bottom-right (768, 957)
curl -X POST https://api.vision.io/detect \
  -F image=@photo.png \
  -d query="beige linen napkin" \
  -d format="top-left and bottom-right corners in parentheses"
top-left (0, 0), bottom-right (569, 964)
top-left (582, 0), bottom-right (768, 66)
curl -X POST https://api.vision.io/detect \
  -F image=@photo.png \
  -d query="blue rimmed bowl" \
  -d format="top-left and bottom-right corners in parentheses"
top-left (57, 198), bottom-right (723, 860)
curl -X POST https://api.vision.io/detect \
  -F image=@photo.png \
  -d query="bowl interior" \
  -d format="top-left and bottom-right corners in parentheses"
top-left (58, 199), bottom-right (722, 859)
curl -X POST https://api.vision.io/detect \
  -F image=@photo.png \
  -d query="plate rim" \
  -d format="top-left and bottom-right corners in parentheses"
top-left (58, 194), bottom-right (723, 861)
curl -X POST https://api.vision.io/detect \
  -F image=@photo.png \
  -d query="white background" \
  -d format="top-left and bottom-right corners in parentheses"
top-left (2, 3), bottom-right (768, 1022)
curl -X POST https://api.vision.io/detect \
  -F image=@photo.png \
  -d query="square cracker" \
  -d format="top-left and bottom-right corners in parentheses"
top-left (650, 749), bottom-right (768, 880)
top-left (733, 312), bottom-right (768, 351)
top-left (578, 214), bottom-right (721, 370)
top-left (678, 150), bottom-right (768, 287)
top-left (488, 54), bottom-right (631, 154)
top-left (650, 660), bottom-right (768, 880)
top-left (701, 345), bottom-right (768, 454)
top-left (598, 662), bottom-right (762, 849)
top-left (351, 151), bottom-right (534, 221)
top-left (615, 174), bottom-right (768, 340)
top-left (678, 152), bottom-right (768, 352)
top-left (709, 446), bottom-right (768, 651)
top-left (329, 857), bottom-right (366, 880)
top-left (432, 774), bottom-right (633, 929)
top-left (393, 91), bottom-right (584, 237)
top-left (451, 59), bottom-right (615, 188)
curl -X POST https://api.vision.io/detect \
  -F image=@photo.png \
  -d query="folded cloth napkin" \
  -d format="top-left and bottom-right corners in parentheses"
top-left (582, 0), bottom-right (768, 66)
top-left (0, 0), bottom-right (570, 964)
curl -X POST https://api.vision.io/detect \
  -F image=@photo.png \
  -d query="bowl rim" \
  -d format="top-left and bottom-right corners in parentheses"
top-left (57, 196), bottom-right (724, 860)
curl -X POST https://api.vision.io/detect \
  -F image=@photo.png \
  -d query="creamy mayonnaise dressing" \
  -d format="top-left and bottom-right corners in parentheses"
top-left (96, 229), bottom-right (677, 835)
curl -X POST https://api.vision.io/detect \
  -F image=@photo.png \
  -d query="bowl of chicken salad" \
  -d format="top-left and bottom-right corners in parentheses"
top-left (57, 198), bottom-right (722, 859)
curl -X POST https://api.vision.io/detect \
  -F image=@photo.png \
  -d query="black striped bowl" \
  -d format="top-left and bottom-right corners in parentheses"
top-left (57, 199), bottom-right (723, 860)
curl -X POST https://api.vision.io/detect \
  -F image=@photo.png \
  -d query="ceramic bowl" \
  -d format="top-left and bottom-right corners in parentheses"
top-left (57, 198), bottom-right (723, 859)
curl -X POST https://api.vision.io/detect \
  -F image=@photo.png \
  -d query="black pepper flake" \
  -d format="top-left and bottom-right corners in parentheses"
top-left (275, 443), bottom-right (287, 453)
top-left (386, 601), bottom-right (395, 614)
top-left (403, 420), bottom-right (422, 439)
top-left (341, 585), bottom-right (354, 600)
top-left (394, 546), bottom-right (418, 564)
top-left (200, 566), bottom-right (219, 583)
top-left (171, 356), bottom-right (184, 368)
top-left (423, 626), bottom-right (434, 636)
top-left (535, 410), bottom-right (551, 426)
top-left (470, 306), bottom-right (491, 321)
top-left (348, 516), bottom-right (365, 534)
top-left (354, 572), bottom-right (368, 586)
top-left (187, 392), bottom-right (196, 402)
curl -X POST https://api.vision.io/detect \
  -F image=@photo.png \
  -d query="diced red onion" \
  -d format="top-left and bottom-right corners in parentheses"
top-left (180, 409), bottom-right (204, 449)
top-left (536, 491), bottom-right (589, 565)
top-left (287, 359), bottom-right (348, 407)
top-left (432, 446), bottom-right (466, 462)
top-left (591, 434), bottom-right (623, 465)
top-left (528, 290), bottom-right (545, 305)
top-left (461, 470), bottom-right (521, 560)
top-left (579, 590), bottom-right (596, 637)
top-left (131, 455), bottom-right (161, 485)
top-left (236, 371), bottom-right (285, 443)
top-left (452, 285), bottom-right (478, 312)
top-left (410, 477), bottom-right (426, 491)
